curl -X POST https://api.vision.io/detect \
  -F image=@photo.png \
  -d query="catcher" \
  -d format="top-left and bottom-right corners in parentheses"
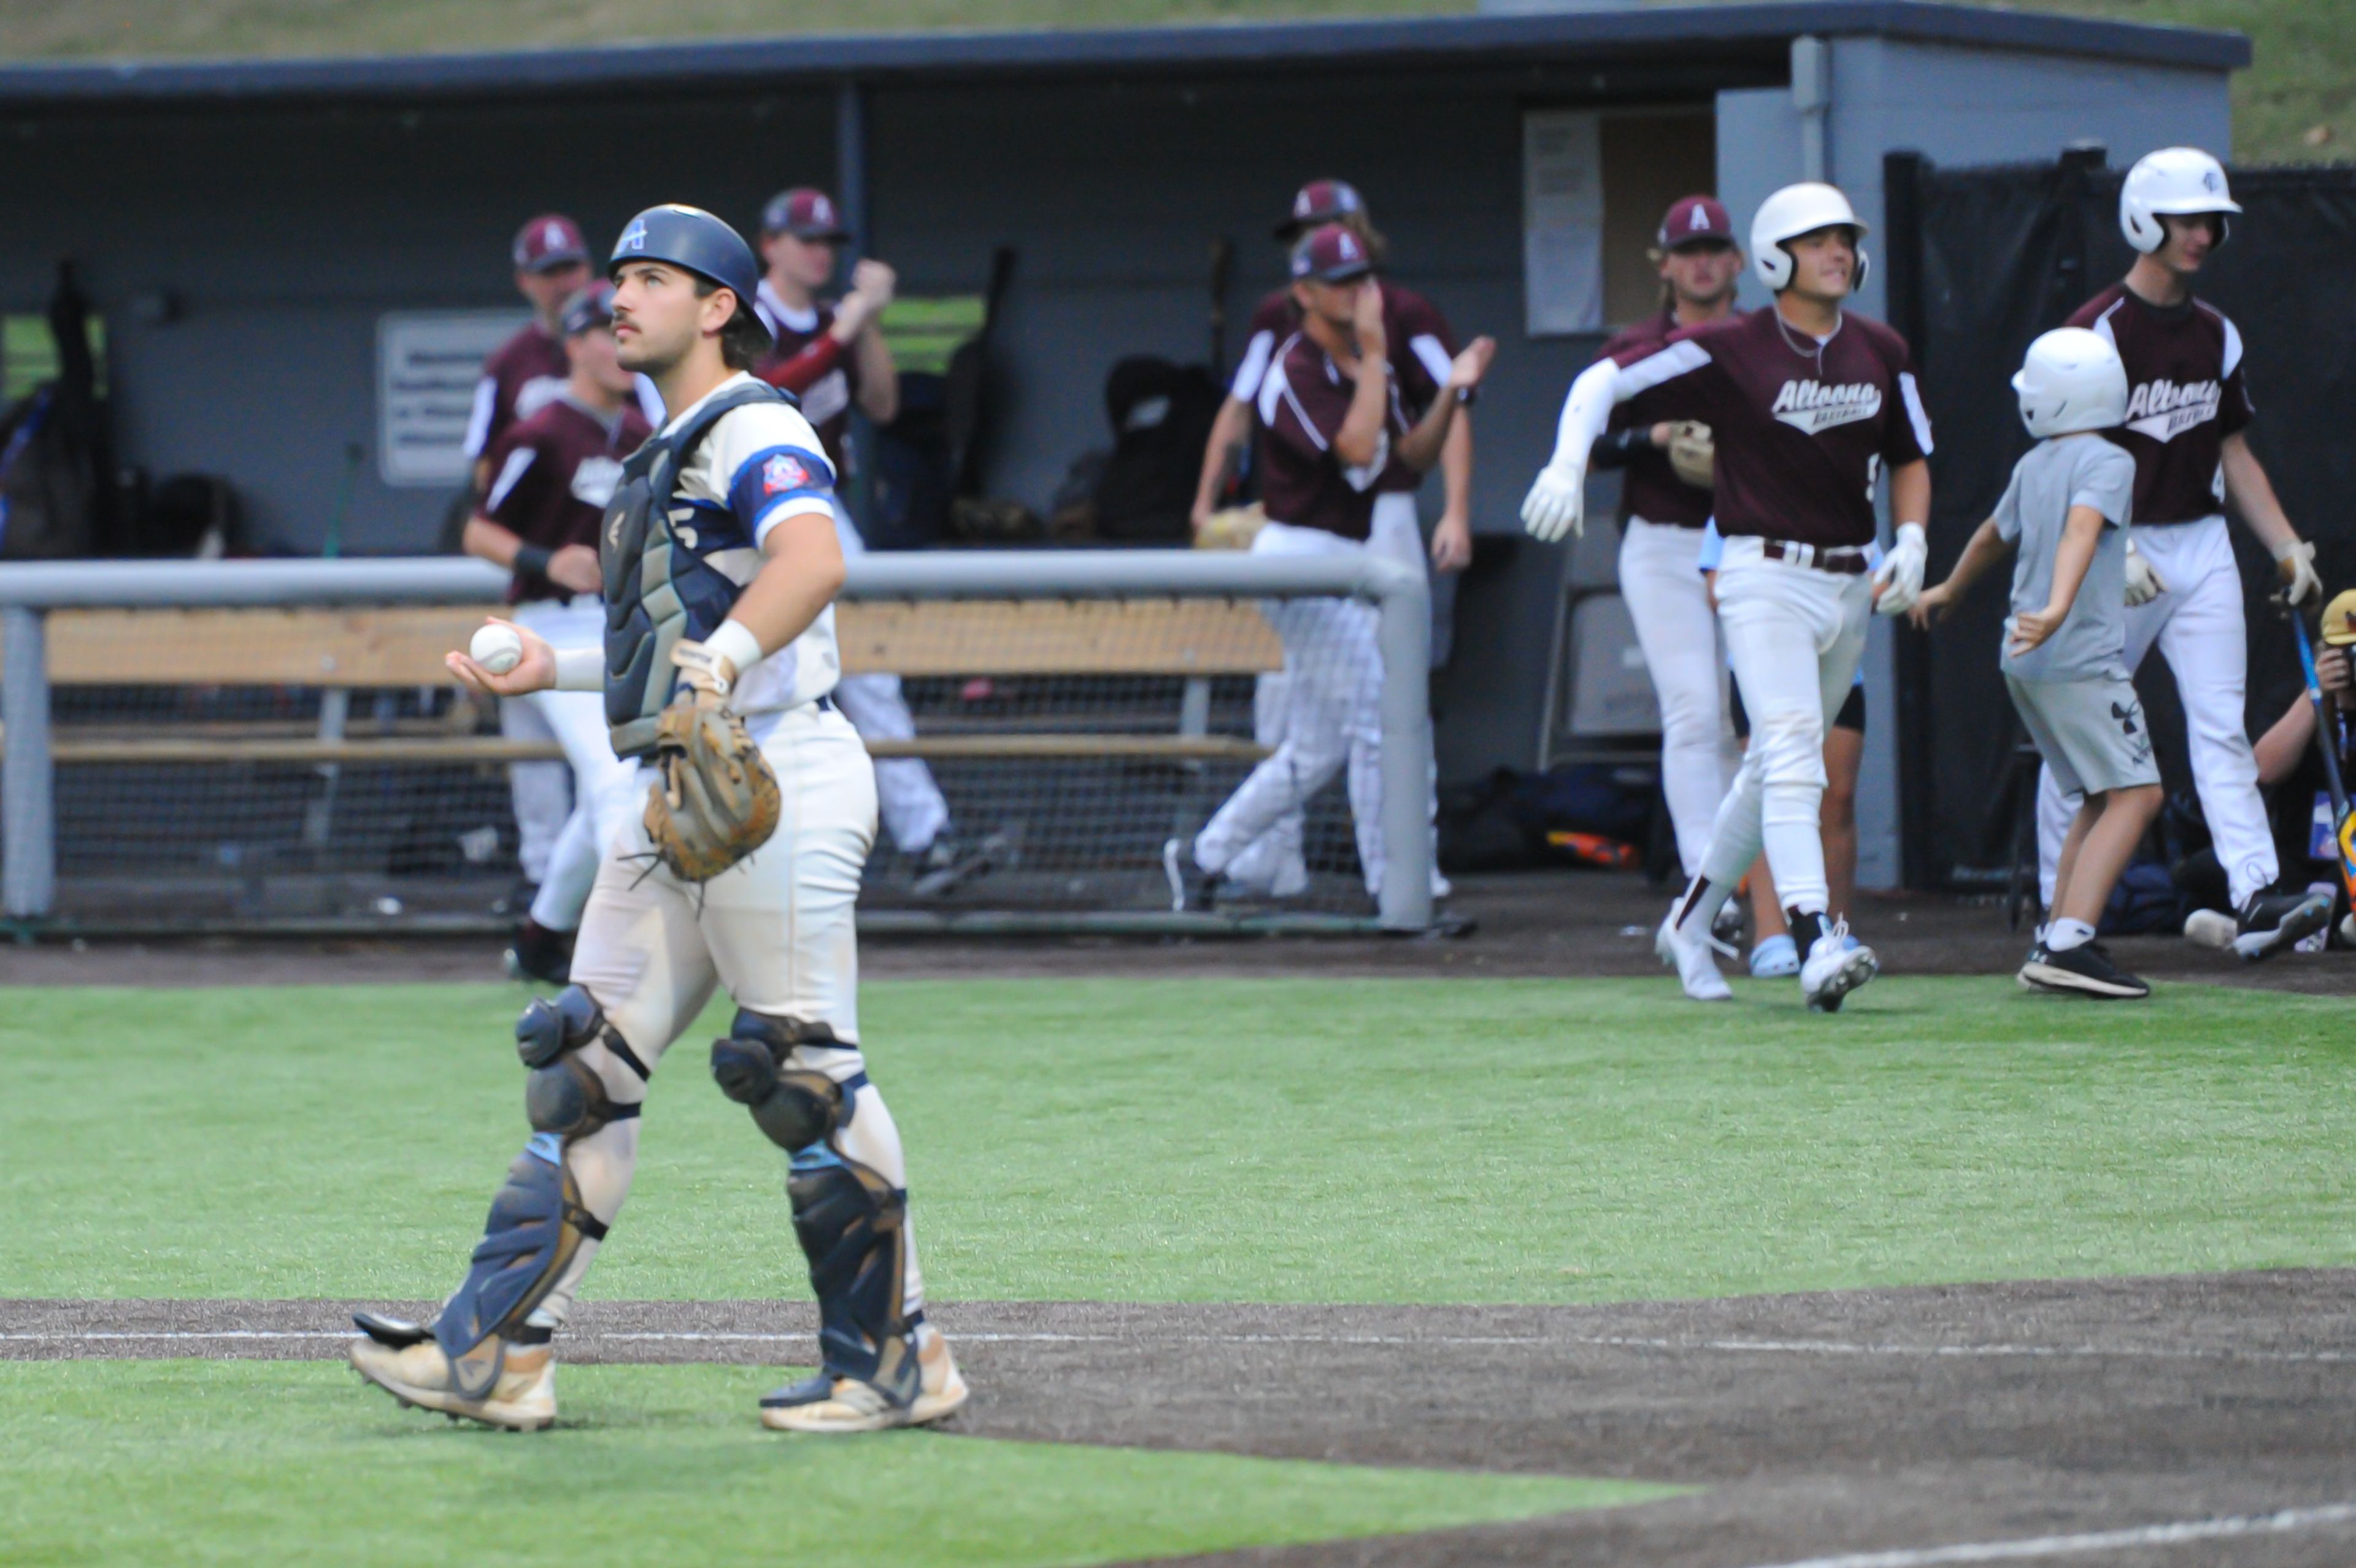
top-left (349, 204), bottom-right (967, 1435)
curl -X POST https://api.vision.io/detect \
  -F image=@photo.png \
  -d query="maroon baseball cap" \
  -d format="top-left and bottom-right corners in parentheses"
top-left (512, 213), bottom-right (590, 274)
top-left (1657, 195), bottom-right (1736, 250)
top-left (559, 282), bottom-right (617, 336)
top-left (1290, 222), bottom-right (1375, 284)
top-left (761, 187), bottom-right (851, 241)
top-left (1275, 178), bottom-right (1366, 239)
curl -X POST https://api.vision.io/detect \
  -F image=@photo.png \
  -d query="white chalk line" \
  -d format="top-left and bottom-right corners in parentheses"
top-left (1739, 1499), bottom-right (2356, 1567)
top-left (1, 1327), bottom-right (2350, 1364)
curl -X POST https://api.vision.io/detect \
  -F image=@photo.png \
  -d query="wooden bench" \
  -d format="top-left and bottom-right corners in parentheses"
top-left (2, 601), bottom-right (1283, 767)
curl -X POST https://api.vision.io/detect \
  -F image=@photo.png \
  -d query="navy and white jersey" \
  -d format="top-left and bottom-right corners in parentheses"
top-left (662, 371), bottom-right (844, 713)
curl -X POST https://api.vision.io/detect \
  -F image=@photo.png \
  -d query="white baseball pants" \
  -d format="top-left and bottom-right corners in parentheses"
top-left (2035, 516), bottom-right (2273, 907)
top-left (532, 699), bottom-right (928, 1331)
top-left (507, 599), bottom-right (641, 932)
top-left (1193, 520), bottom-right (1388, 895)
top-left (1619, 516), bottom-right (1738, 877)
top-left (828, 505), bottom-right (952, 856)
top-left (1696, 540), bottom-right (1872, 915)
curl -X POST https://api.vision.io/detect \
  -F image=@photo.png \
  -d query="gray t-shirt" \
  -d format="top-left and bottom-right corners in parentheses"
top-left (1992, 435), bottom-right (2137, 682)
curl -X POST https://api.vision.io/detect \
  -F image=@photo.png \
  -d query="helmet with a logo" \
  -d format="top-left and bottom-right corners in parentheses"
top-left (608, 205), bottom-right (771, 344)
top-left (2119, 147), bottom-right (2240, 254)
top-left (1750, 182), bottom-right (1869, 292)
top-left (2011, 327), bottom-right (2128, 439)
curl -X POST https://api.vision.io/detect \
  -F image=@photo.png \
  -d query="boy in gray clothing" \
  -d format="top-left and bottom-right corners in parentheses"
top-left (1914, 328), bottom-right (2160, 997)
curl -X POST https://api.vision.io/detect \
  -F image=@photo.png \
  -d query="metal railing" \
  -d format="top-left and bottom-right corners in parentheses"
top-left (0, 550), bottom-right (1434, 933)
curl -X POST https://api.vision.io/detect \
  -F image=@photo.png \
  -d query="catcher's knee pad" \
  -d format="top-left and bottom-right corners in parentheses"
top-left (433, 1137), bottom-right (608, 1375)
top-left (517, 985), bottom-right (649, 1139)
top-left (788, 1144), bottom-right (916, 1397)
top-left (709, 1009), bottom-right (849, 1153)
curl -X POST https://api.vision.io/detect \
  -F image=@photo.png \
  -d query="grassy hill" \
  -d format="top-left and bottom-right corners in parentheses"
top-left (0, 0), bottom-right (2342, 163)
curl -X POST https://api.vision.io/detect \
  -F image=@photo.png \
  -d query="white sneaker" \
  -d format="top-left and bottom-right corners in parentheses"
top-left (1800, 919), bottom-right (1878, 1013)
top-left (1749, 932), bottom-right (1800, 978)
top-left (1655, 908), bottom-right (1733, 1001)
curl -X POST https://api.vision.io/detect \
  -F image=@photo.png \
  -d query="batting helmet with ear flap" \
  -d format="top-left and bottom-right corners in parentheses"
top-left (1750, 182), bottom-right (1869, 293)
top-left (2012, 328), bottom-right (2128, 439)
top-left (2119, 147), bottom-right (2239, 255)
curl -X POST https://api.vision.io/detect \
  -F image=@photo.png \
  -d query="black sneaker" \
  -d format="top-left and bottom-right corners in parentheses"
top-left (2232, 889), bottom-right (2333, 962)
top-left (910, 832), bottom-right (1007, 900)
top-left (503, 918), bottom-right (574, 985)
top-left (2020, 939), bottom-right (2149, 999)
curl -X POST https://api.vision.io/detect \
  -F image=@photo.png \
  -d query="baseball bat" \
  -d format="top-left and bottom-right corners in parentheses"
top-left (2289, 610), bottom-right (2356, 906)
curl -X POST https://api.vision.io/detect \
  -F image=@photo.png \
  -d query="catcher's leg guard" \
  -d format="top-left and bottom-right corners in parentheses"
top-left (355, 986), bottom-right (647, 1421)
top-left (787, 1143), bottom-right (918, 1400)
top-left (709, 1009), bottom-right (850, 1153)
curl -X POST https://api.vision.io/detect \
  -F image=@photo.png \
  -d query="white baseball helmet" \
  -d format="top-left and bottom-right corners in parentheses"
top-left (2011, 327), bottom-right (2128, 439)
top-left (1750, 182), bottom-right (1870, 292)
top-left (2119, 147), bottom-right (2239, 254)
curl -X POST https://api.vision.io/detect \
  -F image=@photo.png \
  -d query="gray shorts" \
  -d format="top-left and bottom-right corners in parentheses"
top-left (2005, 672), bottom-right (2160, 797)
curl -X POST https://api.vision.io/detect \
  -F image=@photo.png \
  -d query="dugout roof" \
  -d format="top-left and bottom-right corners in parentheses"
top-left (0, 2), bottom-right (2249, 109)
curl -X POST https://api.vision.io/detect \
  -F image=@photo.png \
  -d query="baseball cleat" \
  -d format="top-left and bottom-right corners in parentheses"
top-left (350, 1331), bottom-right (556, 1432)
top-left (503, 919), bottom-right (574, 985)
top-left (2020, 939), bottom-right (2149, 999)
top-left (910, 832), bottom-right (1007, 900)
top-left (1162, 838), bottom-right (1218, 914)
top-left (2231, 890), bottom-right (2333, 962)
top-left (760, 1330), bottom-right (969, 1434)
top-left (1749, 932), bottom-right (1800, 978)
top-left (1800, 920), bottom-right (1877, 1013)
top-left (1655, 908), bottom-right (1733, 1001)
top-left (1711, 900), bottom-right (1746, 948)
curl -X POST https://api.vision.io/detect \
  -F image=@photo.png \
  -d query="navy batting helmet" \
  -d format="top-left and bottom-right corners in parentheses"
top-left (609, 205), bottom-right (770, 342)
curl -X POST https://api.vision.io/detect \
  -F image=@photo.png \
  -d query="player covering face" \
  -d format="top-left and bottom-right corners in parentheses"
top-left (1526, 182), bottom-right (1933, 1012)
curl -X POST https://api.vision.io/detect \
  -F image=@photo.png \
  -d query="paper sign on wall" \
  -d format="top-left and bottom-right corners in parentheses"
top-left (1523, 110), bottom-right (1604, 337)
top-left (375, 310), bottom-right (528, 486)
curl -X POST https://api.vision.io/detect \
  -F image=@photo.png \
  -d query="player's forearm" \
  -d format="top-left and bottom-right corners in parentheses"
top-left (462, 517), bottom-right (525, 570)
top-left (2041, 508), bottom-right (2105, 620)
top-left (1940, 519), bottom-right (2009, 596)
top-left (1438, 410), bottom-right (1472, 518)
top-left (2253, 697), bottom-right (2317, 786)
top-left (1547, 359), bottom-right (1621, 472)
top-left (728, 512), bottom-right (849, 662)
top-left (855, 330), bottom-right (899, 424)
top-left (1888, 459), bottom-right (1931, 529)
top-left (755, 334), bottom-right (844, 395)
top-left (1195, 398), bottom-right (1253, 517)
top-left (1395, 390), bottom-right (1460, 474)
top-left (2220, 434), bottom-right (2298, 552)
top-left (1333, 361), bottom-right (1392, 470)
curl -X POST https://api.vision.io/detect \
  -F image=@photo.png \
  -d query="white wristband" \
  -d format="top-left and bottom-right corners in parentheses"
top-left (552, 644), bottom-right (604, 692)
top-left (704, 619), bottom-right (767, 684)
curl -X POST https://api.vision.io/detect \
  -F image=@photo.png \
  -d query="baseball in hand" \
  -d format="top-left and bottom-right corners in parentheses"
top-left (469, 623), bottom-right (524, 675)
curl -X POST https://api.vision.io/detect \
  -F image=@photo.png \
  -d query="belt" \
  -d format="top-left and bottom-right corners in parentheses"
top-left (1761, 539), bottom-right (1871, 575)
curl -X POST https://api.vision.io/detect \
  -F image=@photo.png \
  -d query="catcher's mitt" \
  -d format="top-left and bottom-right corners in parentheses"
top-left (1665, 421), bottom-right (1715, 490)
top-left (643, 697), bottom-right (781, 883)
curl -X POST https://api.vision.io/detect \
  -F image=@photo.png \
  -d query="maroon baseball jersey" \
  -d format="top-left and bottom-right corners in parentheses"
top-left (482, 396), bottom-right (653, 603)
top-left (753, 282), bottom-right (861, 476)
top-left (1596, 309), bottom-right (1714, 529)
top-left (2068, 283), bottom-right (2254, 526)
top-left (465, 323), bottom-right (570, 463)
top-left (1228, 280), bottom-right (1457, 498)
top-left (1254, 330), bottom-right (1412, 542)
top-left (1605, 307), bottom-right (1931, 547)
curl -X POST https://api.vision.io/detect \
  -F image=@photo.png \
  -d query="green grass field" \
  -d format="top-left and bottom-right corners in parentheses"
top-left (0, 0), bottom-right (2341, 163)
top-left (4, 974), bottom-right (2350, 1565)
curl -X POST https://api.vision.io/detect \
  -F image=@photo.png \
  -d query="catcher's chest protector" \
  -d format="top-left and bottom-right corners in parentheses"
top-left (600, 381), bottom-right (793, 758)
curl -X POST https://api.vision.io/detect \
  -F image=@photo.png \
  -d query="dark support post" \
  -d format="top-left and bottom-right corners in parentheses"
top-left (835, 79), bottom-right (876, 526)
top-left (1882, 148), bottom-right (1938, 892)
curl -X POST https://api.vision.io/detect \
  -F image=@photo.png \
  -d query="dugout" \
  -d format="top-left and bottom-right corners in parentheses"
top-left (0, 1), bottom-right (2244, 889)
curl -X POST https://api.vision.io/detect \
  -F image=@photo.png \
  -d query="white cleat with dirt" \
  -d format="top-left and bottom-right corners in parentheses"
top-left (350, 1334), bottom-right (556, 1432)
top-left (1655, 909), bottom-right (1733, 1002)
top-left (760, 1327), bottom-right (970, 1434)
top-left (1800, 920), bottom-right (1879, 1013)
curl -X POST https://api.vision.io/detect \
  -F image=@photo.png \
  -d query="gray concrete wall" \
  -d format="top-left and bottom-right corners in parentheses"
top-left (1712, 37), bottom-right (2228, 890)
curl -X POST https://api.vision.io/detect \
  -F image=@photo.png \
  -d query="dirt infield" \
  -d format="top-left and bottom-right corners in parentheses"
top-left (5, 870), bottom-right (2351, 993)
top-left (9, 1270), bottom-right (2354, 1566)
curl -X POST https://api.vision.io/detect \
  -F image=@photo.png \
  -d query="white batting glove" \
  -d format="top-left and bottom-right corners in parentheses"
top-left (1520, 464), bottom-right (1586, 543)
top-left (1873, 522), bottom-right (1928, 617)
top-left (2122, 539), bottom-right (2165, 607)
top-left (2275, 538), bottom-right (2323, 608)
